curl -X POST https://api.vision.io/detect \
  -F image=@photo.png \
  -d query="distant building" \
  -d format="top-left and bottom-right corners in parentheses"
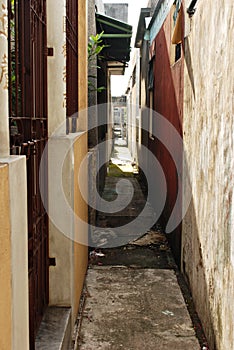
top-left (104, 3), bottom-right (128, 22)
top-left (112, 96), bottom-right (127, 139)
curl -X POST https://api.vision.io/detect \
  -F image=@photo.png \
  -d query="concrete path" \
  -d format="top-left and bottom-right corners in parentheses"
top-left (75, 140), bottom-right (204, 350)
top-left (78, 267), bottom-right (200, 350)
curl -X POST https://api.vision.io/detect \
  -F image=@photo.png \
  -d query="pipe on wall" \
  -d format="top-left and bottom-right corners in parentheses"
top-left (187, 0), bottom-right (198, 17)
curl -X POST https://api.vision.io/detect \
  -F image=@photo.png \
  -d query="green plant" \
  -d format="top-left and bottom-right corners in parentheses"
top-left (88, 31), bottom-right (107, 93)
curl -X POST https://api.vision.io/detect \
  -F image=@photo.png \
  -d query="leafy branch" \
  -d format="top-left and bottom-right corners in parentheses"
top-left (88, 31), bottom-right (107, 93)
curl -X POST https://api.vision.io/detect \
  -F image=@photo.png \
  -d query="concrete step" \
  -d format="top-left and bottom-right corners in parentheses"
top-left (35, 306), bottom-right (71, 350)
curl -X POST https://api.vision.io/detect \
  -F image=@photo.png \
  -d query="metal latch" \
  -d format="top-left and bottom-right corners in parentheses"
top-left (49, 257), bottom-right (56, 266)
top-left (45, 47), bottom-right (54, 57)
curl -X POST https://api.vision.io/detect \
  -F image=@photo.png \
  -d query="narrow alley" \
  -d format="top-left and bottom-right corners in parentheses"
top-left (73, 137), bottom-right (207, 349)
top-left (0, 0), bottom-right (233, 349)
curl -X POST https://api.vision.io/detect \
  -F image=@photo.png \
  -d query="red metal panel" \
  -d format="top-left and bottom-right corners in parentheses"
top-left (148, 6), bottom-right (184, 265)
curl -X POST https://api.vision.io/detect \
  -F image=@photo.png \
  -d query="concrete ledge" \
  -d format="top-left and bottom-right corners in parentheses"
top-left (35, 307), bottom-right (71, 350)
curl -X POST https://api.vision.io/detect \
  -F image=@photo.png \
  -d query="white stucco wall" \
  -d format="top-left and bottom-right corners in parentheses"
top-left (46, 0), bottom-right (88, 327)
top-left (0, 1), bottom-right (29, 347)
top-left (48, 135), bottom-right (74, 307)
top-left (0, 157), bottom-right (29, 350)
top-left (126, 50), bottom-right (141, 162)
top-left (182, 1), bottom-right (234, 349)
top-left (47, 0), bottom-right (66, 136)
top-left (8, 157), bottom-right (29, 350)
top-left (48, 132), bottom-right (88, 325)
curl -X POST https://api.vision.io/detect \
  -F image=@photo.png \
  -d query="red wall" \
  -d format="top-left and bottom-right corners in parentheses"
top-left (149, 7), bottom-right (184, 265)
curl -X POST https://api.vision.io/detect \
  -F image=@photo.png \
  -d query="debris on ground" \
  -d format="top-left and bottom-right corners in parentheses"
top-left (77, 268), bottom-right (201, 349)
top-left (162, 310), bottom-right (175, 316)
top-left (129, 229), bottom-right (167, 246)
top-left (78, 140), bottom-right (209, 350)
top-left (91, 228), bottom-right (117, 247)
top-left (89, 250), bottom-right (105, 259)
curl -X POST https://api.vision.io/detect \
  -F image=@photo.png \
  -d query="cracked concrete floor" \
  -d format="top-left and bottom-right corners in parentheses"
top-left (77, 266), bottom-right (200, 350)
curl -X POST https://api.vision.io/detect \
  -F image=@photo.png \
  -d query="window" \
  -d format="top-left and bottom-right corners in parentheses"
top-left (171, 0), bottom-right (182, 64)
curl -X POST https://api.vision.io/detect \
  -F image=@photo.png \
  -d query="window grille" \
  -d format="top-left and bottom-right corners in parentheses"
top-left (66, 0), bottom-right (78, 133)
top-left (8, 1), bottom-right (49, 348)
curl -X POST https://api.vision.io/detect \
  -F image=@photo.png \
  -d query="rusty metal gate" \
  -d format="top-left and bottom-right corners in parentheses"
top-left (8, 0), bottom-right (48, 348)
top-left (66, 0), bottom-right (78, 132)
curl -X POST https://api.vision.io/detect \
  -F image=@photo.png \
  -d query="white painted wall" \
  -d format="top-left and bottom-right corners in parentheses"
top-left (0, 157), bottom-right (29, 350)
top-left (0, 1), bottom-right (29, 347)
top-left (47, 0), bottom-right (66, 136)
top-left (46, 0), bottom-right (88, 329)
top-left (48, 132), bottom-right (88, 325)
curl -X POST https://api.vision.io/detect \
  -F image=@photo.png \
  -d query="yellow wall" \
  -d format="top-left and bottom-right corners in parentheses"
top-left (74, 132), bottom-right (88, 316)
top-left (74, 0), bottom-right (88, 315)
top-left (0, 164), bottom-right (12, 350)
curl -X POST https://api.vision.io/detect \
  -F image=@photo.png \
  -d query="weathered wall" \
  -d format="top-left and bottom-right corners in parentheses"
top-left (95, 0), bottom-right (105, 14)
top-left (148, 0), bottom-right (160, 14)
top-left (74, 133), bottom-right (88, 317)
top-left (0, 158), bottom-right (29, 350)
top-left (0, 164), bottom-right (12, 350)
top-left (104, 3), bottom-right (128, 23)
top-left (138, 38), bottom-right (150, 181)
top-left (127, 50), bottom-right (140, 162)
top-left (48, 132), bottom-right (88, 326)
top-left (182, 1), bottom-right (234, 349)
top-left (0, 2), bottom-right (29, 347)
top-left (47, 0), bottom-right (88, 328)
top-left (87, 0), bottom-right (98, 231)
top-left (47, 0), bottom-right (66, 136)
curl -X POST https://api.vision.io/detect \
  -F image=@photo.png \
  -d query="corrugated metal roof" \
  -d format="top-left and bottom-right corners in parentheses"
top-left (96, 13), bottom-right (133, 65)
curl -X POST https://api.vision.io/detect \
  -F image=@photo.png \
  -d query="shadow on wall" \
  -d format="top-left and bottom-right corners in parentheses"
top-left (182, 153), bottom-right (216, 350)
top-left (148, 22), bottom-right (183, 266)
top-left (184, 37), bottom-right (196, 99)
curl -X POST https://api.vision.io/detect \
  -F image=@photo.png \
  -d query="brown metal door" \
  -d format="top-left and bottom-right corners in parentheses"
top-left (8, 0), bottom-right (48, 348)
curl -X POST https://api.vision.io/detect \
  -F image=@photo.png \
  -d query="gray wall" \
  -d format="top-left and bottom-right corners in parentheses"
top-left (104, 3), bottom-right (128, 22)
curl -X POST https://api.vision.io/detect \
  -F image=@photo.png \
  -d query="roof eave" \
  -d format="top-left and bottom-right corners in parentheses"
top-left (135, 8), bottom-right (151, 48)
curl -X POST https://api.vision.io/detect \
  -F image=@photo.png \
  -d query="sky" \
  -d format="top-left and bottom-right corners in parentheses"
top-left (103, 0), bottom-right (149, 96)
